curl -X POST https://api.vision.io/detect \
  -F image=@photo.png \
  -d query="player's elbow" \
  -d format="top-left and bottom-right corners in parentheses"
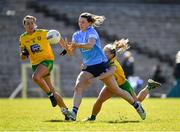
top-left (86, 43), bottom-right (94, 49)
top-left (89, 45), bottom-right (94, 49)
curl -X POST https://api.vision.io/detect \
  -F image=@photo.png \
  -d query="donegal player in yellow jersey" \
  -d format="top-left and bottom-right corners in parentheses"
top-left (85, 39), bottom-right (161, 121)
top-left (19, 15), bottom-right (71, 119)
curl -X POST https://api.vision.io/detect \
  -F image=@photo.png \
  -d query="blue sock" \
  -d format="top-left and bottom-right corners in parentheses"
top-left (133, 101), bottom-right (139, 109)
top-left (72, 106), bottom-right (78, 115)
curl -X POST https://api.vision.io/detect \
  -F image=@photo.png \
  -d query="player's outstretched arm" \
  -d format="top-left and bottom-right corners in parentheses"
top-left (98, 66), bottom-right (116, 80)
top-left (59, 38), bottom-right (75, 56)
top-left (72, 38), bottom-right (96, 50)
top-left (88, 66), bottom-right (116, 83)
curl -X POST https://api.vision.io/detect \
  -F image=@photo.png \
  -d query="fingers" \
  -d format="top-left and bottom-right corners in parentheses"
top-left (65, 38), bottom-right (70, 45)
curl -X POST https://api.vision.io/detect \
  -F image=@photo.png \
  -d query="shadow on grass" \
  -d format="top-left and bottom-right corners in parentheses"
top-left (44, 119), bottom-right (81, 123)
top-left (44, 119), bottom-right (140, 124)
top-left (102, 120), bottom-right (140, 124)
top-left (44, 119), bottom-right (67, 123)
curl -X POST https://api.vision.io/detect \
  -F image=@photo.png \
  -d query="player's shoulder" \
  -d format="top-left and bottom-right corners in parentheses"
top-left (109, 58), bottom-right (118, 66)
top-left (20, 32), bottom-right (28, 38)
top-left (72, 31), bottom-right (81, 37)
top-left (74, 30), bottom-right (81, 35)
top-left (35, 29), bottom-right (48, 32)
top-left (108, 60), bottom-right (114, 66)
top-left (87, 27), bottom-right (98, 37)
top-left (87, 26), bottom-right (97, 33)
top-left (113, 58), bottom-right (120, 65)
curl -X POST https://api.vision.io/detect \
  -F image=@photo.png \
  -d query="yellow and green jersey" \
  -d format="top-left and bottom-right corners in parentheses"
top-left (19, 29), bottom-right (54, 65)
top-left (108, 57), bottom-right (126, 85)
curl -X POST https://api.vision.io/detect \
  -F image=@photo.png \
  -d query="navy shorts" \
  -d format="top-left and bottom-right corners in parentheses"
top-left (82, 62), bottom-right (109, 77)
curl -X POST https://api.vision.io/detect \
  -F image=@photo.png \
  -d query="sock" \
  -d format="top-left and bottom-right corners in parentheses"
top-left (147, 85), bottom-right (152, 91)
top-left (132, 101), bottom-right (139, 109)
top-left (72, 106), bottom-right (78, 115)
top-left (47, 91), bottom-right (53, 97)
top-left (90, 115), bottom-right (96, 120)
top-left (61, 107), bottom-right (68, 111)
top-left (61, 107), bottom-right (68, 113)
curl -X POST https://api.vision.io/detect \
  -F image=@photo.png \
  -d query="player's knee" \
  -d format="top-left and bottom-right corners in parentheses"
top-left (75, 81), bottom-right (82, 88)
top-left (74, 85), bottom-right (80, 92)
top-left (74, 84), bottom-right (83, 94)
top-left (32, 73), bottom-right (40, 82)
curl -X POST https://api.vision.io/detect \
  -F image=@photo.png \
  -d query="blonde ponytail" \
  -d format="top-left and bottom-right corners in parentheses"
top-left (112, 39), bottom-right (130, 53)
top-left (92, 15), bottom-right (105, 27)
top-left (104, 39), bottom-right (130, 57)
top-left (80, 12), bottom-right (105, 27)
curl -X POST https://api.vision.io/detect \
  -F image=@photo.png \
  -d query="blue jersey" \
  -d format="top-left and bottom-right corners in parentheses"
top-left (72, 26), bottom-right (107, 66)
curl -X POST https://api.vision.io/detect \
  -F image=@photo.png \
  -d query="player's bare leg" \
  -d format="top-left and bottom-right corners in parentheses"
top-left (84, 86), bottom-right (113, 121)
top-left (32, 65), bottom-right (58, 107)
top-left (100, 76), bottom-right (146, 120)
top-left (43, 74), bottom-right (72, 120)
top-left (137, 79), bottom-right (161, 102)
top-left (101, 75), bottom-right (135, 105)
top-left (43, 75), bottom-right (67, 108)
top-left (32, 64), bottom-right (51, 93)
top-left (70, 71), bottom-right (93, 121)
top-left (137, 87), bottom-right (149, 102)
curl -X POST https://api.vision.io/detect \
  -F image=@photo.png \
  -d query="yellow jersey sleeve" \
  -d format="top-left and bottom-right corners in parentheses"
top-left (19, 32), bottom-right (28, 49)
top-left (110, 57), bottom-right (126, 85)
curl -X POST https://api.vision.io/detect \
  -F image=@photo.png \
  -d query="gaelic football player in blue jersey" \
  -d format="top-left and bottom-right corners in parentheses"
top-left (65, 12), bottom-right (146, 121)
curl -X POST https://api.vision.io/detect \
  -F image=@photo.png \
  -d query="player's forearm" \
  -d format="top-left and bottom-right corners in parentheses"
top-left (59, 39), bottom-right (67, 49)
top-left (59, 39), bottom-right (73, 56)
top-left (75, 42), bottom-right (94, 49)
top-left (19, 48), bottom-right (27, 60)
top-left (59, 48), bottom-right (74, 56)
top-left (20, 54), bottom-right (26, 61)
top-left (73, 38), bottom-right (96, 50)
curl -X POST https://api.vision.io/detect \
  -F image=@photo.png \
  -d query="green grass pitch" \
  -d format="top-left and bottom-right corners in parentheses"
top-left (0, 98), bottom-right (180, 131)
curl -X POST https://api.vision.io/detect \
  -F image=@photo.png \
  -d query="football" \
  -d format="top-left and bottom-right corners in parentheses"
top-left (46, 30), bottom-right (61, 44)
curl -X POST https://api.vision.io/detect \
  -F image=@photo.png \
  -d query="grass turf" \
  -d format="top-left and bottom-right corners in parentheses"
top-left (0, 98), bottom-right (180, 131)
